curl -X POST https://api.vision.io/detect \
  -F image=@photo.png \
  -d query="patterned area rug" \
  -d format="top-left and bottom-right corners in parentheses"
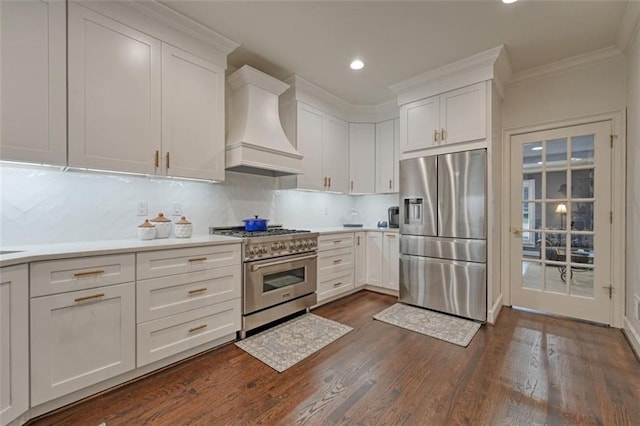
top-left (235, 313), bottom-right (353, 372)
top-left (374, 303), bottom-right (481, 347)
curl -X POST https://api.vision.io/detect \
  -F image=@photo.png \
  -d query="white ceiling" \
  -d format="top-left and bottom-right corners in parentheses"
top-left (161, 0), bottom-right (629, 106)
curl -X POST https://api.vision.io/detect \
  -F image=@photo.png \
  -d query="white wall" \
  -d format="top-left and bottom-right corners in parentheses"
top-left (625, 28), bottom-right (640, 348)
top-left (0, 165), bottom-right (398, 246)
top-left (503, 56), bottom-right (626, 129)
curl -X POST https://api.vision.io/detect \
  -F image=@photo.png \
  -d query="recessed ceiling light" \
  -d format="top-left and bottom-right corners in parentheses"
top-left (350, 59), bottom-right (364, 70)
top-left (502, 0), bottom-right (517, 3)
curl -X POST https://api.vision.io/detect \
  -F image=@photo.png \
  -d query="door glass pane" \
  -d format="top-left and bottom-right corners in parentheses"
top-left (547, 203), bottom-right (568, 230)
top-left (546, 170), bottom-right (567, 199)
top-left (571, 134), bottom-right (595, 166)
top-left (522, 261), bottom-right (542, 290)
top-left (523, 173), bottom-right (542, 200)
top-left (572, 169), bottom-right (594, 198)
top-left (523, 142), bottom-right (543, 169)
top-left (570, 267), bottom-right (594, 297)
top-left (570, 233), bottom-right (594, 253)
top-left (545, 263), bottom-right (568, 294)
top-left (546, 138), bottom-right (567, 167)
top-left (571, 202), bottom-right (593, 231)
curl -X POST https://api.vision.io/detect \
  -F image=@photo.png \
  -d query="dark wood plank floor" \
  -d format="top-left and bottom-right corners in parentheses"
top-left (31, 291), bottom-right (640, 425)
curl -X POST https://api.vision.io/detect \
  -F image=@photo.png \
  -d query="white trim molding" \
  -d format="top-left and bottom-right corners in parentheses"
top-left (488, 293), bottom-right (503, 325)
top-left (616, 0), bottom-right (640, 54)
top-left (623, 318), bottom-right (640, 360)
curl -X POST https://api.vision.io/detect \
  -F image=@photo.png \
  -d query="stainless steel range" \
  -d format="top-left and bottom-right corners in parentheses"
top-left (210, 226), bottom-right (319, 338)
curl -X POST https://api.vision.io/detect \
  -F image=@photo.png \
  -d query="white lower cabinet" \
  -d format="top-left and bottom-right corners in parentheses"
top-left (317, 233), bottom-right (355, 302)
top-left (365, 232), bottom-right (383, 286)
top-left (30, 282), bottom-right (136, 406)
top-left (354, 232), bottom-right (366, 288)
top-left (0, 265), bottom-right (29, 426)
top-left (365, 231), bottom-right (399, 291)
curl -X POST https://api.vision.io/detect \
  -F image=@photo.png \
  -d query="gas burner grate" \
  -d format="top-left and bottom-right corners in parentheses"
top-left (211, 228), bottom-right (312, 238)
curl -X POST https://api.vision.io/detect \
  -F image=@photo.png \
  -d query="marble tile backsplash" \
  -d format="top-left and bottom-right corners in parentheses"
top-left (0, 165), bottom-right (399, 246)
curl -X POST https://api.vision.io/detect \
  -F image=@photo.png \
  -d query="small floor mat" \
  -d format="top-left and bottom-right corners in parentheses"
top-left (235, 313), bottom-right (353, 372)
top-left (374, 303), bottom-right (481, 347)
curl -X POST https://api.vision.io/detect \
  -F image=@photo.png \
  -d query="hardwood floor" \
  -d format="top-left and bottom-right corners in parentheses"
top-left (31, 291), bottom-right (640, 425)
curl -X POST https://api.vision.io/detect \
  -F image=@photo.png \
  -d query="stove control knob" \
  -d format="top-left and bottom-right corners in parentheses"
top-left (280, 242), bottom-right (286, 250)
top-left (271, 243), bottom-right (278, 251)
top-left (289, 242), bottom-right (296, 250)
top-left (301, 241), bottom-right (308, 249)
top-left (260, 245), bottom-right (267, 254)
top-left (295, 242), bottom-right (302, 249)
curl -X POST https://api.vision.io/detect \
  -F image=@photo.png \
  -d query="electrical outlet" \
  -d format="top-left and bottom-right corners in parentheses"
top-left (137, 201), bottom-right (148, 216)
top-left (172, 202), bottom-right (183, 216)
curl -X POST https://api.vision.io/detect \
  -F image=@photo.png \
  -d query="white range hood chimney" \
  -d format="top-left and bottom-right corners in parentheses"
top-left (225, 65), bottom-right (303, 177)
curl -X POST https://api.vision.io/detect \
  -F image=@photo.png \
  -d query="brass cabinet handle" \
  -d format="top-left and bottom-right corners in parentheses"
top-left (333, 240), bottom-right (342, 244)
top-left (333, 259), bottom-right (343, 264)
top-left (166, 152), bottom-right (170, 169)
top-left (155, 150), bottom-right (159, 168)
top-left (386, 234), bottom-right (396, 239)
top-left (356, 236), bottom-right (360, 245)
top-left (389, 179), bottom-right (392, 189)
top-left (74, 293), bottom-right (105, 303)
top-left (188, 288), bottom-right (207, 295)
top-left (328, 177), bottom-right (331, 188)
top-left (188, 324), bottom-right (207, 333)
top-left (350, 180), bottom-right (354, 191)
top-left (188, 257), bottom-right (207, 262)
top-left (324, 177), bottom-right (328, 188)
top-left (74, 269), bottom-right (105, 277)
top-left (333, 282), bottom-right (342, 287)
top-left (434, 130), bottom-right (439, 142)
top-left (441, 129), bottom-right (446, 140)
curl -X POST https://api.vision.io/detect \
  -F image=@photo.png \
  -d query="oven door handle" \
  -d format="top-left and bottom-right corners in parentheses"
top-left (250, 254), bottom-right (317, 272)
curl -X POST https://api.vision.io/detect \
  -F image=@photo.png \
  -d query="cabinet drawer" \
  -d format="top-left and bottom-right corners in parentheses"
top-left (137, 265), bottom-right (241, 323)
top-left (137, 298), bottom-right (240, 367)
top-left (30, 282), bottom-right (135, 405)
top-left (318, 247), bottom-right (353, 275)
top-left (137, 244), bottom-right (241, 280)
top-left (317, 269), bottom-right (354, 302)
top-left (30, 254), bottom-right (135, 297)
top-left (318, 233), bottom-right (354, 251)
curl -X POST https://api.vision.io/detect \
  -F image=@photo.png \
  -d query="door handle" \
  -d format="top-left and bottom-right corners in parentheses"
top-left (511, 227), bottom-right (523, 236)
top-left (250, 254), bottom-right (317, 271)
top-left (433, 129), bottom-right (439, 143)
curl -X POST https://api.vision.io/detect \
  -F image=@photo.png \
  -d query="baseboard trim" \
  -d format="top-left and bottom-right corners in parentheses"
top-left (487, 294), bottom-right (503, 325)
top-left (623, 317), bottom-right (640, 361)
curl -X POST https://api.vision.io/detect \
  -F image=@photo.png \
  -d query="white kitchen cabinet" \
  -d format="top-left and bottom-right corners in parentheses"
top-left (375, 119), bottom-right (399, 193)
top-left (30, 282), bottom-right (136, 406)
top-left (161, 43), bottom-right (226, 181)
top-left (382, 232), bottom-right (400, 291)
top-left (0, 0), bottom-right (66, 166)
top-left (68, 3), bottom-right (227, 181)
top-left (281, 102), bottom-right (350, 193)
top-left (354, 232), bottom-right (367, 288)
top-left (365, 232), bottom-right (383, 286)
top-left (68, 3), bottom-right (161, 175)
top-left (349, 123), bottom-right (375, 194)
top-left (317, 233), bottom-right (355, 302)
top-left (0, 265), bottom-right (29, 426)
top-left (400, 82), bottom-right (486, 153)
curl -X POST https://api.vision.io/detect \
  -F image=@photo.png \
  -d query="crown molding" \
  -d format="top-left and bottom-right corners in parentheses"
top-left (284, 75), bottom-right (354, 121)
top-left (616, 0), bottom-right (640, 54)
top-left (507, 46), bottom-right (624, 87)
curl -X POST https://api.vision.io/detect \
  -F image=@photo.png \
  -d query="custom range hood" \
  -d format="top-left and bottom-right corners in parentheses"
top-left (225, 65), bottom-right (303, 177)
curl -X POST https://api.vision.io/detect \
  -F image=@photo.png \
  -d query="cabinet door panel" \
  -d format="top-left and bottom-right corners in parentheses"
top-left (68, 4), bottom-right (161, 174)
top-left (375, 119), bottom-right (396, 193)
top-left (161, 43), bottom-right (225, 180)
top-left (440, 82), bottom-right (486, 144)
top-left (30, 282), bottom-right (135, 405)
top-left (401, 96), bottom-right (439, 153)
top-left (0, 0), bottom-right (66, 166)
top-left (383, 232), bottom-right (400, 291)
top-left (354, 232), bottom-right (366, 288)
top-left (322, 114), bottom-right (349, 193)
top-left (365, 232), bottom-right (383, 286)
top-left (349, 123), bottom-right (375, 194)
top-left (296, 103), bottom-right (324, 190)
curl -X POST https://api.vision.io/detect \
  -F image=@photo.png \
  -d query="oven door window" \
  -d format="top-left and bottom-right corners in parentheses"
top-left (263, 266), bottom-right (305, 292)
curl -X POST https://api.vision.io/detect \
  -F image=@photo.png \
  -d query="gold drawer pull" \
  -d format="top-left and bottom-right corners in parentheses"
top-left (74, 293), bottom-right (105, 303)
top-left (333, 240), bottom-right (342, 244)
top-left (333, 282), bottom-right (342, 287)
top-left (188, 257), bottom-right (207, 262)
top-left (188, 288), bottom-right (207, 295)
top-left (188, 324), bottom-right (207, 333)
top-left (74, 270), bottom-right (105, 277)
top-left (333, 259), bottom-right (343, 264)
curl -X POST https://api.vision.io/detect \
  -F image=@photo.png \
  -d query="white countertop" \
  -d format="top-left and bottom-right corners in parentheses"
top-left (309, 226), bottom-right (399, 234)
top-left (0, 234), bottom-right (240, 268)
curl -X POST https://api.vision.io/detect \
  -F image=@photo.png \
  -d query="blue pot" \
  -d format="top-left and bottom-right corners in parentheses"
top-left (243, 215), bottom-right (269, 232)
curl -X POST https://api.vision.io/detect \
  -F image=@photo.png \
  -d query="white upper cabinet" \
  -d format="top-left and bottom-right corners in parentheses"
top-left (349, 123), bottom-right (375, 194)
top-left (322, 114), bottom-right (349, 193)
top-left (68, 3), bottom-right (162, 174)
top-left (0, 0), bottom-right (66, 166)
top-left (400, 81), bottom-right (486, 153)
top-left (295, 103), bottom-right (324, 191)
top-left (161, 43), bottom-right (225, 181)
top-left (375, 119), bottom-right (399, 193)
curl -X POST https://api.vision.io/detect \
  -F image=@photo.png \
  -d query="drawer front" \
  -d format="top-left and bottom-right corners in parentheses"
top-left (137, 265), bottom-right (241, 323)
top-left (137, 244), bottom-right (241, 280)
top-left (317, 269), bottom-right (354, 302)
top-left (30, 254), bottom-right (135, 297)
top-left (318, 247), bottom-right (353, 275)
top-left (137, 298), bottom-right (241, 367)
top-left (317, 233), bottom-right (354, 251)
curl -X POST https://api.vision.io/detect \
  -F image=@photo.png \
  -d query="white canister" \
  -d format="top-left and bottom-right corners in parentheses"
top-left (137, 219), bottom-right (156, 240)
top-left (173, 216), bottom-right (193, 238)
top-left (150, 213), bottom-right (171, 238)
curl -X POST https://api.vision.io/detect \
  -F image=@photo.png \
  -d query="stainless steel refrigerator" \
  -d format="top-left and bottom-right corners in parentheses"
top-left (399, 149), bottom-right (487, 322)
